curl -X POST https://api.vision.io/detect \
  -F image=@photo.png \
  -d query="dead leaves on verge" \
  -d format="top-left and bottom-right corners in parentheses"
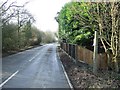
top-left (58, 48), bottom-right (120, 88)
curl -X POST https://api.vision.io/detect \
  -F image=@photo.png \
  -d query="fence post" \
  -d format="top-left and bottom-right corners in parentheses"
top-left (64, 43), bottom-right (66, 51)
top-left (73, 44), bottom-right (77, 63)
top-left (65, 43), bottom-right (67, 52)
top-left (66, 43), bottom-right (68, 53)
top-left (69, 44), bottom-right (71, 56)
top-left (75, 45), bottom-right (78, 61)
top-left (60, 42), bottom-right (62, 49)
top-left (68, 43), bottom-right (69, 54)
top-left (71, 44), bottom-right (72, 57)
top-left (71, 44), bottom-right (73, 58)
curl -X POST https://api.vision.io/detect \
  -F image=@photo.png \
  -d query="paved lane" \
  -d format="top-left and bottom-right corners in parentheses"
top-left (1, 44), bottom-right (70, 88)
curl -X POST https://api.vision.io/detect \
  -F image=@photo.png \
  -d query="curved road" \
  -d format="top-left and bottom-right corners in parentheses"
top-left (1, 43), bottom-right (70, 88)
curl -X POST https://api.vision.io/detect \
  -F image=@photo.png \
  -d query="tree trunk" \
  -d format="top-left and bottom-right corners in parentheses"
top-left (111, 2), bottom-right (119, 72)
top-left (17, 10), bottom-right (20, 49)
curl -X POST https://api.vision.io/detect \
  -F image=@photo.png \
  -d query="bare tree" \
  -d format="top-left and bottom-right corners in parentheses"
top-left (95, 2), bottom-right (120, 72)
top-left (16, 7), bottom-right (35, 48)
top-left (0, 0), bottom-right (29, 24)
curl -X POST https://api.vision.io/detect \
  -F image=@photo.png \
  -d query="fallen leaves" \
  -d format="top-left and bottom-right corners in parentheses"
top-left (58, 48), bottom-right (120, 88)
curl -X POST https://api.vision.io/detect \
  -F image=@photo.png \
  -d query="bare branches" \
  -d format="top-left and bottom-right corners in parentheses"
top-left (0, 0), bottom-right (9, 9)
top-left (0, 0), bottom-right (32, 25)
top-left (0, 0), bottom-right (29, 16)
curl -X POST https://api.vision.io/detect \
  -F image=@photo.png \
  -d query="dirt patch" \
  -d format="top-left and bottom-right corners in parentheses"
top-left (58, 47), bottom-right (120, 89)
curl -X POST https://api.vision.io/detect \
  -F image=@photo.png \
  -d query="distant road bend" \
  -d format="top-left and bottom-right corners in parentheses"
top-left (1, 43), bottom-right (70, 88)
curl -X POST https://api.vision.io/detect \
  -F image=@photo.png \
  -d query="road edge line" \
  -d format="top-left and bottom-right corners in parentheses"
top-left (0, 70), bottom-right (19, 88)
top-left (57, 49), bottom-right (74, 90)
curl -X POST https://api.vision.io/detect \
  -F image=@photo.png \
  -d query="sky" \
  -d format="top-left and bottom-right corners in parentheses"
top-left (14, 0), bottom-right (71, 32)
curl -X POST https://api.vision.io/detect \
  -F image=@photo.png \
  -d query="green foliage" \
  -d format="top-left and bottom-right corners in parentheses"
top-left (2, 23), bottom-right (18, 51)
top-left (57, 1), bottom-right (120, 72)
top-left (30, 26), bottom-right (44, 45)
top-left (24, 21), bottom-right (32, 39)
top-left (2, 22), bottom-right (44, 52)
top-left (57, 2), bottom-right (94, 47)
top-left (42, 31), bottom-right (56, 43)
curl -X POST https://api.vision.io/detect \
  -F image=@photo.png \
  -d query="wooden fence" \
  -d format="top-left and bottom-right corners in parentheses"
top-left (60, 43), bottom-right (108, 70)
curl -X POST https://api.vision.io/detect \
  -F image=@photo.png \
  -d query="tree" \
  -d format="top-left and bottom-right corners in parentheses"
top-left (1, 0), bottom-right (42, 53)
top-left (2, 23), bottom-right (18, 51)
top-left (56, 2), bottom-right (94, 49)
top-left (23, 20), bottom-right (32, 46)
top-left (91, 2), bottom-right (120, 72)
top-left (42, 31), bottom-right (56, 43)
top-left (0, 0), bottom-right (28, 24)
top-left (30, 26), bottom-right (44, 45)
top-left (16, 7), bottom-right (35, 48)
top-left (57, 1), bottom-right (120, 72)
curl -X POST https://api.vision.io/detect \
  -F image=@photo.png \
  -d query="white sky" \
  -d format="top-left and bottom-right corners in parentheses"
top-left (15, 0), bottom-right (71, 32)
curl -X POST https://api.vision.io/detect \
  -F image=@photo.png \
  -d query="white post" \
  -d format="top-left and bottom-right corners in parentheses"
top-left (0, 15), bottom-right (2, 88)
top-left (93, 30), bottom-right (98, 74)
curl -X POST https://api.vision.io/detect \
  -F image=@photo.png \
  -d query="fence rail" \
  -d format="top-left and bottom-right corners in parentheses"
top-left (60, 43), bottom-right (108, 70)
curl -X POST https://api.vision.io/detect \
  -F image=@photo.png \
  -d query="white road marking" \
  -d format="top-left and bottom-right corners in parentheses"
top-left (57, 52), bottom-right (74, 90)
top-left (29, 52), bottom-right (41, 62)
top-left (60, 61), bottom-right (74, 89)
top-left (1, 44), bottom-right (49, 88)
top-left (28, 44), bottom-right (50, 62)
top-left (0, 70), bottom-right (19, 88)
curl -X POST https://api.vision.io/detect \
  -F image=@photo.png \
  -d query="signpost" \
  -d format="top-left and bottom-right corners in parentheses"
top-left (93, 30), bottom-right (98, 74)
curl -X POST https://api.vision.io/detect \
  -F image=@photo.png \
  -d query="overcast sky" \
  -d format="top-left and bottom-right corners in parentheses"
top-left (13, 0), bottom-right (71, 32)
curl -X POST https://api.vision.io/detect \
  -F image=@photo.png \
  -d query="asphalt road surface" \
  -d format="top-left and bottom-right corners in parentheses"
top-left (1, 43), bottom-right (70, 88)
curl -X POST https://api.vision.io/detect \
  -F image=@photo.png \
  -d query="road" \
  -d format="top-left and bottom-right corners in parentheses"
top-left (1, 43), bottom-right (70, 88)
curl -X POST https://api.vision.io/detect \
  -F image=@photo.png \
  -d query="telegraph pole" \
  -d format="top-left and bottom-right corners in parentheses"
top-left (93, 30), bottom-right (98, 74)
